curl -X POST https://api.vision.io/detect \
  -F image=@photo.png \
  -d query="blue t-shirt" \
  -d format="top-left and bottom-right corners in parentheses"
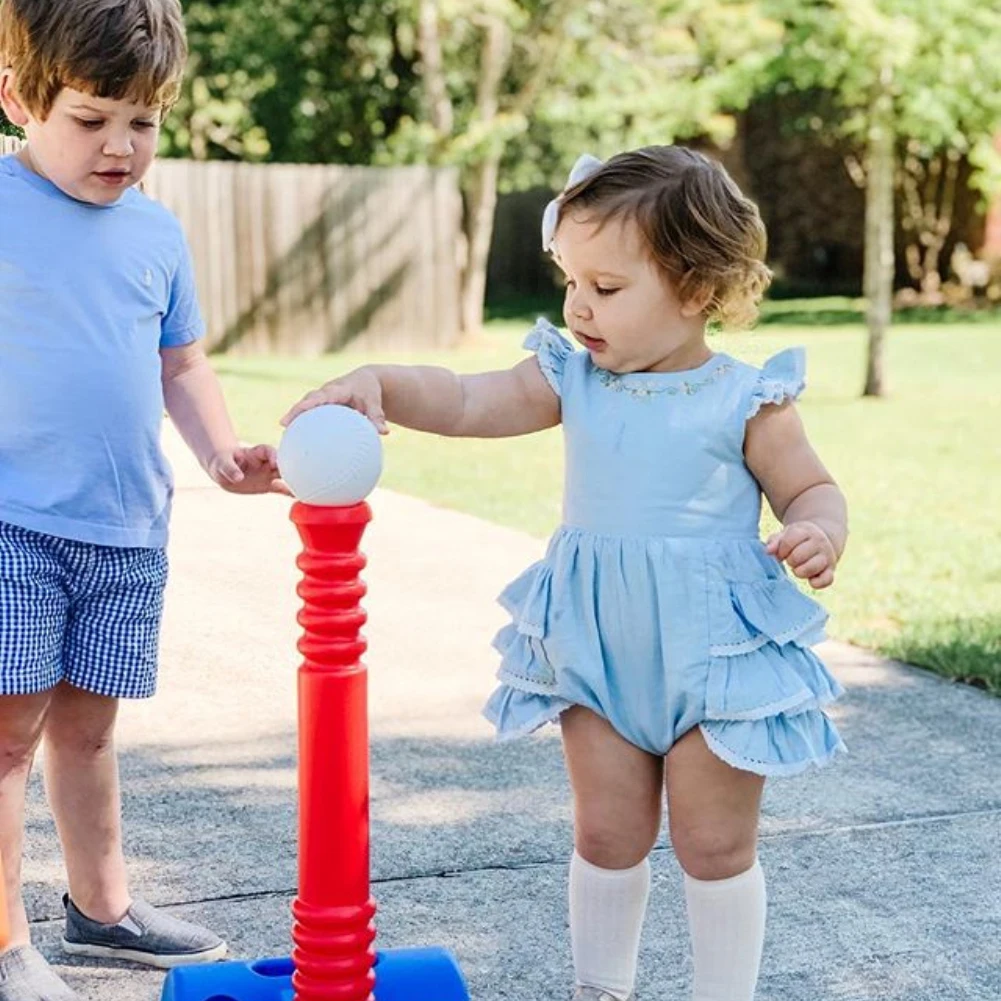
top-left (0, 154), bottom-right (204, 548)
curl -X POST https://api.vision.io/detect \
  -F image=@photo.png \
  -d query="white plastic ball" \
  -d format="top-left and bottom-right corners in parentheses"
top-left (278, 405), bottom-right (383, 506)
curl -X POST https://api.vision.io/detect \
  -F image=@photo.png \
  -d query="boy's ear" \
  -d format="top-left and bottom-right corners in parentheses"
top-left (0, 70), bottom-right (31, 127)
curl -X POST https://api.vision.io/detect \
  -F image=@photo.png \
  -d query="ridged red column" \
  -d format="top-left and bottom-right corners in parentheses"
top-left (290, 502), bottom-right (377, 1001)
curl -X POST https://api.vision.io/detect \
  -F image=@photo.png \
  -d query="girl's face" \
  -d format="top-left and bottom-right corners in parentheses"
top-left (0, 75), bottom-right (161, 206)
top-left (555, 210), bottom-right (710, 374)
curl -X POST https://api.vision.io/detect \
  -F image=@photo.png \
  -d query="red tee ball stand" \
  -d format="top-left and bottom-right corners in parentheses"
top-left (161, 502), bottom-right (468, 1001)
top-left (292, 501), bottom-right (377, 998)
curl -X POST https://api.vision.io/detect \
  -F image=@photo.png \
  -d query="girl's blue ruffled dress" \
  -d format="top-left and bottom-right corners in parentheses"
top-left (483, 319), bottom-right (845, 776)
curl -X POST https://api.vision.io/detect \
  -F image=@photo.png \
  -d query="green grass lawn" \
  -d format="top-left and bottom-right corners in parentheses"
top-left (214, 320), bottom-right (1001, 692)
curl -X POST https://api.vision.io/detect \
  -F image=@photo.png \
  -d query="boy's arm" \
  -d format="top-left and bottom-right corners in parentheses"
top-left (161, 342), bottom-right (285, 494)
top-left (744, 400), bottom-right (848, 589)
top-left (282, 358), bottom-right (561, 438)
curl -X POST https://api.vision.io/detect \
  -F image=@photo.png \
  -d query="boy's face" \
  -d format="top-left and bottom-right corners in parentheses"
top-left (0, 76), bottom-right (161, 206)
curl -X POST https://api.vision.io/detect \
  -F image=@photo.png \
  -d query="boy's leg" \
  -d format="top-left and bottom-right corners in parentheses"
top-left (665, 726), bottom-right (766, 1001)
top-left (57, 543), bottom-right (225, 967)
top-left (42, 684), bottom-right (128, 924)
top-left (0, 521), bottom-right (71, 953)
top-left (55, 540), bottom-right (161, 926)
top-left (561, 706), bottom-right (662, 1001)
top-left (0, 525), bottom-right (83, 998)
top-left (0, 693), bottom-right (53, 948)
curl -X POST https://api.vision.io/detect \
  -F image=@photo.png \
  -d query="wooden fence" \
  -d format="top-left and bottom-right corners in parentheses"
top-left (1, 136), bottom-right (463, 353)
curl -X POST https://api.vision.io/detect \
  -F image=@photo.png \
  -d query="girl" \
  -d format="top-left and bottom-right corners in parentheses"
top-left (282, 146), bottom-right (848, 1001)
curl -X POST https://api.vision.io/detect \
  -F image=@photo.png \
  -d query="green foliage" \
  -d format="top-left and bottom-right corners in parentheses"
top-left (375, 0), bottom-right (577, 175)
top-left (472, 0), bottom-right (783, 190)
top-left (164, 0), bottom-right (422, 163)
top-left (760, 0), bottom-right (1001, 174)
top-left (758, 297), bottom-right (1001, 326)
top-left (0, 107), bottom-right (22, 138)
top-left (166, 0), bottom-right (781, 184)
top-left (488, 292), bottom-right (1001, 327)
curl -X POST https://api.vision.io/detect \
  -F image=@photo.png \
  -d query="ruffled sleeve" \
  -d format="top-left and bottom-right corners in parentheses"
top-left (524, 317), bottom-right (574, 397)
top-left (745, 347), bottom-right (806, 421)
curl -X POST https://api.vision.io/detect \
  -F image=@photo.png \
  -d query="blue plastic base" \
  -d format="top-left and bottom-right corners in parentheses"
top-left (160, 947), bottom-right (468, 1001)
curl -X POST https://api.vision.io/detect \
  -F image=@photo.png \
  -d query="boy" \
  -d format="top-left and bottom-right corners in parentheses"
top-left (0, 2), bottom-right (285, 998)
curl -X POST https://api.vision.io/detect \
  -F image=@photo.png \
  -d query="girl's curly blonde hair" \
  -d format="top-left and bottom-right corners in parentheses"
top-left (559, 146), bottom-right (772, 330)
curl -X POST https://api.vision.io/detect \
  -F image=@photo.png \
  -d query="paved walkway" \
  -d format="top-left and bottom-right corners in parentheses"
top-left (19, 429), bottom-right (1001, 1000)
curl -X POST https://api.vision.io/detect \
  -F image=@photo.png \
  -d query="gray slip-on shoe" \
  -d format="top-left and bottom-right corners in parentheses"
top-left (0, 945), bottom-right (81, 1001)
top-left (62, 895), bottom-right (227, 969)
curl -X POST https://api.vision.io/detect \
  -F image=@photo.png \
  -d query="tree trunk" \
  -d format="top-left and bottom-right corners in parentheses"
top-left (460, 154), bottom-right (501, 334)
top-left (900, 147), bottom-right (961, 301)
top-left (417, 0), bottom-right (453, 136)
top-left (919, 151), bottom-right (960, 299)
top-left (457, 15), bottom-right (510, 335)
top-left (417, 3), bottom-right (572, 334)
top-left (863, 68), bottom-right (895, 398)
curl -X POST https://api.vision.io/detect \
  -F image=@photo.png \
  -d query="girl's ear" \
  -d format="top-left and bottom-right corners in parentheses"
top-left (679, 281), bottom-right (715, 318)
top-left (0, 70), bottom-right (31, 128)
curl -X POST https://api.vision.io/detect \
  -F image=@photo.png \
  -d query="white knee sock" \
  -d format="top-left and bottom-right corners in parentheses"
top-left (569, 851), bottom-right (651, 1000)
top-left (684, 859), bottom-right (767, 1001)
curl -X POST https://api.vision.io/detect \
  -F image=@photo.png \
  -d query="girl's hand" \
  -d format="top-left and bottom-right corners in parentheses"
top-left (280, 368), bottom-right (388, 434)
top-left (208, 444), bottom-right (291, 496)
top-left (765, 520), bottom-right (838, 590)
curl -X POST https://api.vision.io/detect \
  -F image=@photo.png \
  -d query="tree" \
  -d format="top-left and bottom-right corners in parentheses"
top-left (399, 0), bottom-right (782, 333)
top-left (761, 0), bottom-right (1001, 396)
top-left (163, 0), bottom-right (421, 164)
top-left (391, 0), bottom-right (576, 333)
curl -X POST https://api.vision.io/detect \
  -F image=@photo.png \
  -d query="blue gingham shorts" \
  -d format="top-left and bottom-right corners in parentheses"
top-left (0, 521), bottom-right (168, 698)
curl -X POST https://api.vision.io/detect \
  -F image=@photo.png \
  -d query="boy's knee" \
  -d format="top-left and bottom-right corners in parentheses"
top-left (44, 725), bottom-right (115, 759)
top-left (44, 686), bottom-right (119, 756)
top-left (0, 726), bottom-right (44, 771)
top-left (0, 697), bottom-right (50, 770)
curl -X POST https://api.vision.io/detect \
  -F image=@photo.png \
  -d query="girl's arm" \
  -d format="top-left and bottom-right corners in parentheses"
top-left (744, 401), bottom-right (847, 589)
top-left (281, 358), bottom-right (561, 438)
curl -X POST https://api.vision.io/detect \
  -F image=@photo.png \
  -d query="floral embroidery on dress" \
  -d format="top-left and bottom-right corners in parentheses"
top-left (596, 360), bottom-right (735, 398)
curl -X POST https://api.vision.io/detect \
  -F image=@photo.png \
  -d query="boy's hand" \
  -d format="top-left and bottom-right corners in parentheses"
top-left (207, 444), bottom-right (292, 496)
top-left (280, 368), bottom-right (388, 434)
top-left (765, 520), bottom-right (838, 590)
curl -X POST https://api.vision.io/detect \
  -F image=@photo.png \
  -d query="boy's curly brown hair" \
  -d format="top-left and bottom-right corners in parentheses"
top-left (559, 146), bottom-right (772, 330)
top-left (0, 0), bottom-right (187, 119)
